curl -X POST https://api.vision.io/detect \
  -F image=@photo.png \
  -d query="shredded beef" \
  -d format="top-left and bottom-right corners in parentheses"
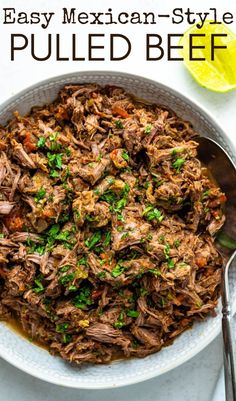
top-left (0, 84), bottom-right (225, 364)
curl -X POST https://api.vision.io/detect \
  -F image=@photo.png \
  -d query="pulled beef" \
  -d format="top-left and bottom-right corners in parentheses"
top-left (0, 84), bottom-right (226, 365)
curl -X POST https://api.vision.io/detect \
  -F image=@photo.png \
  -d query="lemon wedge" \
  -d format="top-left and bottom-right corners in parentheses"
top-left (179, 21), bottom-right (236, 92)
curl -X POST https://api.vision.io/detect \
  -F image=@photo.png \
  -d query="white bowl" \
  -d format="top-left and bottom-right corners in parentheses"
top-left (0, 71), bottom-right (236, 389)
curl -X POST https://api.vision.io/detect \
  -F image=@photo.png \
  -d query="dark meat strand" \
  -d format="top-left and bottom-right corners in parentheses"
top-left (0, 84), bottom-right (226, 364)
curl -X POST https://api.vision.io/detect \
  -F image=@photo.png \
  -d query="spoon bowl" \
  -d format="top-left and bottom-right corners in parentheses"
top-left (196, 136), bottom-right (236, 401)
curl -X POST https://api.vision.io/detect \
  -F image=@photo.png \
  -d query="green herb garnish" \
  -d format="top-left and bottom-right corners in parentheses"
top-left (49, 170), bottom-right (60, 178)
top-left (37, 137), bottom-right (46, 148)
top-left (97, 271), bottom-right (106, 279)
top-left (77, 256), bottom-right (88, 266)
top-left (85, 231), bottom-right (102, 249)
top-left (122, 150), bottom-right (129, 162)
top-left (115, 120), bottom-right (124, 129)
top-left (111, 264), bottom-right (125, 278)
top-left (56, 323), bottom-right (69, 333)
top-left (107, 177), bottom-right (115, 185)
top-left (59, 265), bottom-right (70, 273)
top-left (33, 276), bottom-right (44, 294)
top-left (114, 312), bottom-right (125, 329)
top-left (149, 268), bottom-right (161, 277)
top-left (127, 310), bottom-right (139, 318)
top-left (62, 334), bottom-right (72, 344)
top-left (143, 205), bottom-right (164, 222)
top-left (172, 158), bottom-right (185, 173)
top-left (34, 187), bottom-right (46, 203)
top-left (103, 231), bottom-right (111, 247)
top-left (144, 125), bottom-right (152, 134)
top-left (174, 239), bottom-right (181, 248)
top-left (47, 152), bottom-right (63, 169)
top-left (73, 286), bottom-right (93, 309)
top-left (59, 273), bottom-right (75, 286)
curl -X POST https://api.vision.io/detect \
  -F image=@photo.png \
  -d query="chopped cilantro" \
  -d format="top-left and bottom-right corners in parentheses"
top-left (163, 244), bottom-right (175, 269)
top-left (56, 231), bottom-right (70, 241)
top-left (172, 158), bottom-right (185, 173)
top-left (65, 147), bottom-right (71, 157)
top-left (168, 259), bottom-right (175, 268)
top-left (47, 152), bottom-right (63, 169)
top-left (140, 288), bottom-right (148, 297)
top-left (33, 276), bottom-right (44, 294)
top-left (164, 244), bottom-right (170, 259)
top-left (68, 285), bottom-right (77, 292)
top-left (85, 215), bottom-right (94, 222)
top-left (121, 232), bottom-right (129, 240)
top-left (127, 310), bottom-right (139, 318)
top-left (34, 188), bottom-right (46, 203)
top-left (49, 133), bottom-right (62, 151)
top-left (100, 189), bottom-right (117, 204)
top-left (149, 268), bottom-right (161, 277)
top-left (94, 188), bottom-right (100, 195)
top-left (77, 257), bottom-right (87, 266)
top-left (97, 271), bottom-right (106, 279)
top-left (96, 153), bottom-right (102, 161)
top-left (59, 265), bottom-right (70, 273)
top-left (114, 198), bottom-right (127, 211)
top-left (174, 240), bottom-right (181, 248)
top-left (111, 264), bottom-right (125, 278)
top-left (122, 150), bottom-right (130, 162)
top-left (144, 125), bottom-right (152, 134)
top-left (59, 273), bottom-right (75, 285)
top-left (103, 231), bottom-right (111, 247)
top-left (171, 147), bottom-right (185, 156)
top-left (85, 231), bottom-right (102, 249)
top-left (114, 312), bottom-right (125, 329)
top-left (202, 190), bottom-right (210, 199)
top-left (27, 239), bottom-right (45, 255)
top-left (37, 137), bottom-right (46, 148)
top-left (107, 177), bottom-right (115, 185)
top-left (49, 170), bottom-right (60, 178)
top-left (56, 323), bottom-right (69, 333)
top-left (73, 286), bottom-right (93, 310)
top-left (143, 206), bottom-right (164, 222)
top-left (62, 334), bottom-right (72, 344)
top-left (159, 234), bottom-right (165, 243)
top-left (115, 120), bottom-right (124, 129)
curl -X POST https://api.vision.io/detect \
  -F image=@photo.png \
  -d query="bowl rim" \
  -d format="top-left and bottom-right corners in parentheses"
top-left (0, 70), bottom-right (235, 389)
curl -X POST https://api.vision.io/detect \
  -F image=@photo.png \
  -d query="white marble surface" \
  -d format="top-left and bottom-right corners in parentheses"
top-left (0, 0), bottom-right (235, 399)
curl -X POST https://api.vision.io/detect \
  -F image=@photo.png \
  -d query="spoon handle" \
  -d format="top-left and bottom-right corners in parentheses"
top-left (222, 251), bottom-right (236, 401)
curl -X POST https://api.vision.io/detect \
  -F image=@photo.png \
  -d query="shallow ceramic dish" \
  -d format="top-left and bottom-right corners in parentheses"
top-left (0, 71), bottom-right (236, 389)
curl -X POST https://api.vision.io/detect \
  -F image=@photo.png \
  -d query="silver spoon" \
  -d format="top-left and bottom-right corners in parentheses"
top-left (196, 136), bottom-right (236, 401)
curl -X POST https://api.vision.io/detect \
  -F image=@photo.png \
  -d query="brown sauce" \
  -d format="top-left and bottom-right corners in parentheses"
top-left (4, 318), bottom-right (49, 351)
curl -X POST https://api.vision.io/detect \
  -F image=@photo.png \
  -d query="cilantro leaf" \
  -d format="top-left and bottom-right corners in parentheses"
top-left (73, 286), bottom-right (93, 309)
top-left (143, 206), bottom-right (164, 222)
top-left (127, 310), bottom-right (139, 318)
top-left (172, 158), bottom-right (185, 173)
top-left (37, 137), bottom-right (46, 148)
top-left (122, 150), bottom-right (129, 162)
top-left (34, 188), bottom-right (46, 203)
top-left (56, 323), bottom-right (69, 333)
top-left (111, 264), bottom-right (125, 278)
top-left (144, 125), bottom-right (152, 134)
top-left (115, 120), bottom-right (124, 129)
top-left (85, 231), bottom-right (102, 249)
